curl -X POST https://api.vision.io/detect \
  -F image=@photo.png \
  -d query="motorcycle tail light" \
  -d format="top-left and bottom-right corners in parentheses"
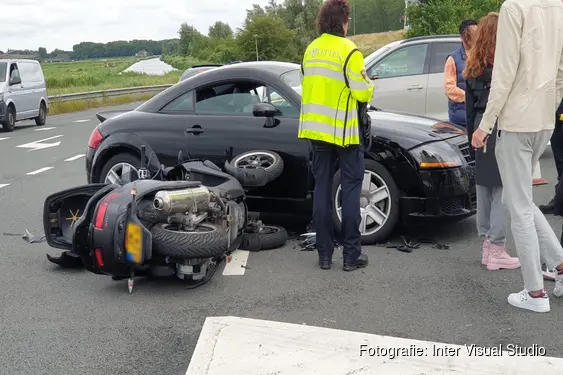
top-left (94, 248), bottom-right (104, 267)
top-left (88, 127), bottom-right (103, 149)
top-left (94, 192), bottom-right (119, 229)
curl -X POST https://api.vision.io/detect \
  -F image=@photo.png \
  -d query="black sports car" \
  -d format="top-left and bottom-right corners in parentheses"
top-left (86, 61), bottom-right (476, 244)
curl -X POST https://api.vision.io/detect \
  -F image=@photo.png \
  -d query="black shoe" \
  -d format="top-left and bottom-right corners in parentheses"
top-left (319, 260), bottom-right (332, 270)
top-left (540, 197), bottom-right (556, 214)
top-left (342, 253), bottom-right (368, 272)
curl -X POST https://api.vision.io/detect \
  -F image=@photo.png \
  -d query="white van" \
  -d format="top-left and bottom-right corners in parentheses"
top-left (0, 59), bottom-right (48, 132)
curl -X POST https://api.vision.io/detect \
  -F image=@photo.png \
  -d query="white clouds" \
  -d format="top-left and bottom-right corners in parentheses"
top-left (0, 0), bottom-right (270, 52)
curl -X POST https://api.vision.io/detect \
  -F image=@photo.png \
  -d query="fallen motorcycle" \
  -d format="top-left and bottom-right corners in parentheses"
top-left (42, 146), bottom-right (288, 292)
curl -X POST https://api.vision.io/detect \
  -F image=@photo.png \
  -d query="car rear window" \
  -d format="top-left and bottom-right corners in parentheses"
top-left (0, 62), bottom-right (6, 82)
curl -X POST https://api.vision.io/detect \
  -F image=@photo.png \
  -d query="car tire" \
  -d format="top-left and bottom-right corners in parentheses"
top-left (331, 159), bottom-right (400, 245)
top-left (2, 105), bottom-right (16, 132)
top-left (98, 152), bottom-right (141, 185)
top-left (35, 101), bottom-right (47, 126)
top-left (150, 222), bottom-right (229, 259)
top-left (226, 150), bottom-right (284, 185)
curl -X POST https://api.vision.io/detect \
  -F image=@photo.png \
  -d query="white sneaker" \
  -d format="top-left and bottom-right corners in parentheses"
top-left (554, 273), bottom-right (563, 297)
top-left (507, 289), bottom-right (550, 313)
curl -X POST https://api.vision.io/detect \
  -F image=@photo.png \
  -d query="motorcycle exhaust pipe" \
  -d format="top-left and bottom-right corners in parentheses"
top-left (153, 186), bottom-right (211, 215)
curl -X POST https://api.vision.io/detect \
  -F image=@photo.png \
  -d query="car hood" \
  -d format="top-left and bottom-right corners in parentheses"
top-left (369, 109), bottom-right (466, 150)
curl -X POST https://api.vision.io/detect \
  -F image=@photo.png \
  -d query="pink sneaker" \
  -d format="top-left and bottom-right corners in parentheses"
top-left (487, 242), bottom-right (521, 270)
top-left (481, 237), bottom-right (490, 265)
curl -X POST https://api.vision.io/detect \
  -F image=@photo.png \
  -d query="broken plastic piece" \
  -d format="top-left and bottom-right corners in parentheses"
top-left (22, 229), bottom-right (46, 244)
top-left (396, 245), bottom-right (413, 253)
top-left (433, 244), bottom-right (450, 250)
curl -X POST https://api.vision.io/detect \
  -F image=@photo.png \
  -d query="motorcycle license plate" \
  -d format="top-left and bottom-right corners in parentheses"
top-left (125, 222), bottom-right (143, 264)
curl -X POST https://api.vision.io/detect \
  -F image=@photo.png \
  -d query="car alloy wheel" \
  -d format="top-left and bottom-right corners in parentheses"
top-left (335, 170), bottom-right (392, 236)
top-left (104, 162), bottom-right (139, 185)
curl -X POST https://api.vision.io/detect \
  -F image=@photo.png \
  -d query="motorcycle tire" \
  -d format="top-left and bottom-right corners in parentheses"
top-left (243, 225), bottom-right (288, 251)
top-left (226, 150), bottom-right (284, 185)
top-left (150, 222), bottom-right (228, 259)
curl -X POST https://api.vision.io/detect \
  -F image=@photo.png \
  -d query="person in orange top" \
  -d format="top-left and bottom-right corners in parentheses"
top-left (444, 19), bottom-right (478, 127)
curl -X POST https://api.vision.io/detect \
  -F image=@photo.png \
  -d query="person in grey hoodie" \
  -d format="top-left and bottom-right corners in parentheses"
top-left (471, 0), bottom-right (563, 313)
top-left (463, 12), bottom-right (521, 272)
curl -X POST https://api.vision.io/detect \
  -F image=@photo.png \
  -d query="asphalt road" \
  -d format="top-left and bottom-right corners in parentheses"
top-left (1, 105), bottom-right (563, 375)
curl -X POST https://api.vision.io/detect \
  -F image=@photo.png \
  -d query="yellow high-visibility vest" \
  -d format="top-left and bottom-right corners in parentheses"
top-left (298, 33), bottom-right (374, 147)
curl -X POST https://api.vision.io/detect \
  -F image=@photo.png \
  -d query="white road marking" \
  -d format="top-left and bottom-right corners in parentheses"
top-left (0, 137), bottom-right (9, 141)
top-left (222, 250), bottom-right (249, 276)
top-left (33, 126), bottom-right (56, 131)
top-left (186, 316), bottom-right (563, 375)
top-left (73, 119), bottom-right (90, 123)
top-left (65, 154), bottom-right (85, 162)
top-left (17, 135), bottom-right (63, 151)
top-left (0, 184), bottom-right (9, 189)
top-left (26, 166), bottom-right (53, 175)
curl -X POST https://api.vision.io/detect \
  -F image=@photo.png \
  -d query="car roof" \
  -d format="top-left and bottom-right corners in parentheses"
top-left (401, 34), bottom-right (460, 44)
top-left (208, 61), bottom-right (299, 75)
top-left (0, 58), bottom-right (39, 63)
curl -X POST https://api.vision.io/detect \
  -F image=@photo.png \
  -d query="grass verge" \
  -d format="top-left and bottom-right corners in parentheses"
top-left (48, 93), bottom-right (156, 116)
top-left (42, 57), bottom-right (182, 96)
top-left (350, 30), bottom-right (406, 55)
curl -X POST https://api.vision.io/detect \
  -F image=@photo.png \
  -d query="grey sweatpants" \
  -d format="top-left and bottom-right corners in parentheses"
top-left (495, 129), bottom-right (563, 291)
top-left (476, 185), bottom-right (507, 244)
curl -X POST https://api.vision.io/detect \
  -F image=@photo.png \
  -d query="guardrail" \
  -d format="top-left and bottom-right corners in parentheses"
top-left (47, 84), bottom-right (174, 102)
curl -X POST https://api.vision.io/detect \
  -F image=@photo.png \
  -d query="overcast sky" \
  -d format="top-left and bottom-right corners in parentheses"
top-left (0, 0), bottom-right (271, 52)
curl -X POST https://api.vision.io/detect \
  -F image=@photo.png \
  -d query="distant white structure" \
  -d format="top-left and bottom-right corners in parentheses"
top-left (122, 57), bottom-right (177, 76)
top-left (403, 0), bottom-right (420, 29)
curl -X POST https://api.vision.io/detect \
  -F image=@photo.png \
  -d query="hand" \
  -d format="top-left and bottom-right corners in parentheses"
top-left (471, 128), bottom-right (489, 149)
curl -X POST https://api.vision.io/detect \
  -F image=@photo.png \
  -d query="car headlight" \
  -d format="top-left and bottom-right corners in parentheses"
top-left (410, 142), bottom-right (463, 169)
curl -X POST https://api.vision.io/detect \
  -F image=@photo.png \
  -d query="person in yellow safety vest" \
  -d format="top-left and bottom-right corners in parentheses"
top-left (298, 0), bottom-right (374, 272)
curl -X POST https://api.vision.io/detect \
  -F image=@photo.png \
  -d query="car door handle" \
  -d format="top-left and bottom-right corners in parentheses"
top-left (185, 125), bottom-right (204, 135)
top-left (406, 85), bottom-right (424, 91)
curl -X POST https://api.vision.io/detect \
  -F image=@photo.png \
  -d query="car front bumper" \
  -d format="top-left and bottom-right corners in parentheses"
top-left (400, 164), bottom-right (476, 222)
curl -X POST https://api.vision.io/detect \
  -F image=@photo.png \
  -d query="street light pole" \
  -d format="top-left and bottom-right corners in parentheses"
top-left (353, 1), bottom-right (356, 35)
top-left (254, 34), bottom-right (259, 61)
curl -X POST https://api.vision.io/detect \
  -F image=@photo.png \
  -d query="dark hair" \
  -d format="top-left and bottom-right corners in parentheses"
top-left (459, 18), bottom-right (478, 36)
top-left (316, 0), bottom-right (350, 35)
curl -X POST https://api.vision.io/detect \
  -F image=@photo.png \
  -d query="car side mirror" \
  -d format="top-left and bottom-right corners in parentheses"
top-left (9, 76), bottom-right (21, 85)
top-left (253, 102), bottom-right (277, 118)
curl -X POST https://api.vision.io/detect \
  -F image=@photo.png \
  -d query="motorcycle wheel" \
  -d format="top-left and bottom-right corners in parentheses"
top-left (226, 150), bottom-right (284, 184)
top-left (257, 225), bottom-right (288, 250)
top-left (242, 224), bottom-right (288, 251)
top-left (150, 222), bottom-right (228, 258)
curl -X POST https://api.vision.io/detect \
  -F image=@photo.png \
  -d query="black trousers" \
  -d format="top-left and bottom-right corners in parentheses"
top-left (311, 140), bottom-right (364, 264)
top-left (551, 121), bottom-right (563, 190)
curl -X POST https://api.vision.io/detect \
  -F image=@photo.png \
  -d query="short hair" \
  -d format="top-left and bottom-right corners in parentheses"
top-left (459, 18), bottom-right (478, 36)
top-left (316, 0), bottom-right (350, 35)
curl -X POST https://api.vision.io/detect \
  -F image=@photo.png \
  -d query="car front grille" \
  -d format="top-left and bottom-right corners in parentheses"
top-left (441, 198), bottom-right (464, 214)
top-left (457, 141), bottom-right (475, 167)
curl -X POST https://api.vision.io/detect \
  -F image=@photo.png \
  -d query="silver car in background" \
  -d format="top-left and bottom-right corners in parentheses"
top-left (364, 35), bottom-right (462, 121)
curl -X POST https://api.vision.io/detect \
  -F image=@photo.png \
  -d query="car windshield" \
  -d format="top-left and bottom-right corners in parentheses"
top-left (0, 63), bottom-right (6, 82)
top-left (280, 69), bottom-right (302, 96)
top-left (364, 46), bottom-right (392, 66)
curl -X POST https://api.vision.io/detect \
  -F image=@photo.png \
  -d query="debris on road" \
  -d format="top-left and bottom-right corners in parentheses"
top-left (4, 229), bottom-right (46, 244)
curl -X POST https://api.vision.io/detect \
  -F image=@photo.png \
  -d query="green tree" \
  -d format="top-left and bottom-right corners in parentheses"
top-left (38, 47), bottom-right (47, 59)
top-left (237, 14), bottom-right (299, 62)
top-left (208, 21), bottom-right (233, 39)
top-left (405, 0), bottom-right (503, 38)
